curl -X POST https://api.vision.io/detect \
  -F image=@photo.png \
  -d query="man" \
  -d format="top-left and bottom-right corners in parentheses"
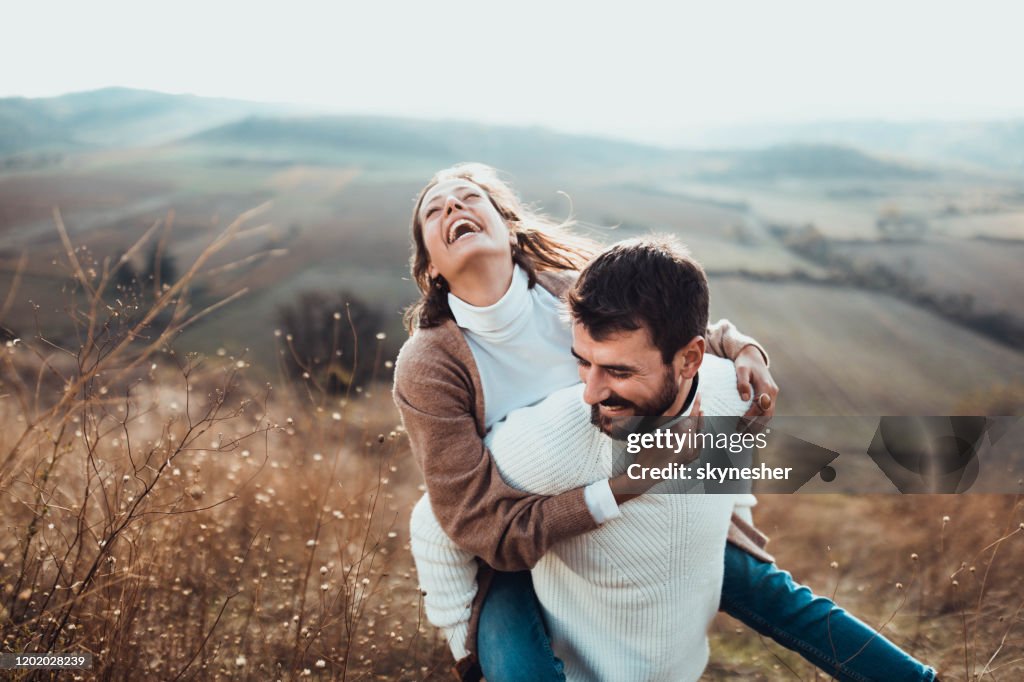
top-left (410, 237), bottom-right (938, 681)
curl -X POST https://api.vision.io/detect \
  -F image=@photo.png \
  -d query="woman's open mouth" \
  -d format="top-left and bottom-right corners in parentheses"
top-left (447, 218), bottom-right (481, 244)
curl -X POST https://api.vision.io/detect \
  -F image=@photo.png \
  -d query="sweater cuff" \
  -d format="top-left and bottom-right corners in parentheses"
top-left (732, 494), bottom-right (757, 525)
top-left (583, 479), bottom-right (622, 525)
top-left (549, 485), bottom-right (602, 542)
top-left (444, 621), bottom-right (471, 662)
top-left (740, 342), bottom-right (770, 368)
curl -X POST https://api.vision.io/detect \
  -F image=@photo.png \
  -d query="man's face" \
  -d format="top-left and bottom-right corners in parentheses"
top-left (571, 321), bottom-right (680, 439)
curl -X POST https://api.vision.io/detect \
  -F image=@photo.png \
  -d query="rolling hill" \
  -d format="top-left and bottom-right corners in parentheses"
top-left (0, 87), bottom-right (283, 155)
top-left (677, 119), bottom-right (1024, 172)
top-left (1, 88), bottom-right (967, 182)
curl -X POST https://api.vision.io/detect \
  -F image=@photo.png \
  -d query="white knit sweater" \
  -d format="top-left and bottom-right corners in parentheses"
top-left (410, 355), bottom-right (755, 678)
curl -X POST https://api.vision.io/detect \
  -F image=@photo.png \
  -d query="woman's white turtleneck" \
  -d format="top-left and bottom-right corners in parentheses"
top-left (447, 264), bottom-right (581, 430)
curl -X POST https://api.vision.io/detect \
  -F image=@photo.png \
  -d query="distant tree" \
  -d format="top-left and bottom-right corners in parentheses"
top-left (876, 207), bottom-right (929, 241)
top-left (144, 243), bottom-right (177, 297)
top-left (111, 260), bottom-right (142, 299)
top-left (781, 223), bottom-right (830, 262)
top-left (277, 291), bottom-right (397, 393)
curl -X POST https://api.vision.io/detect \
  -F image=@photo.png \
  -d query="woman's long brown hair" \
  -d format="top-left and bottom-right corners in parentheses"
top-left (403, 163), bottom-right (598, 332)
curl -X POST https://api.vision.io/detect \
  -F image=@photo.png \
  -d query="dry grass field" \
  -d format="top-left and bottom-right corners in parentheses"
top-left (0, 218), bottom-right (450, 680)
top-left (0, 209), bottom-right (1022, 681)
top-left (708, 278), bottom-right (1024, 416)
top-left (3, 362), bottom-right (1023, 681)
top-left (831, 238), bottom-right (1024, 320)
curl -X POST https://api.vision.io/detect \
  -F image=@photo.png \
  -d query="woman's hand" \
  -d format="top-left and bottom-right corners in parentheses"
top-left (735, 345), bottom-right (779, 418)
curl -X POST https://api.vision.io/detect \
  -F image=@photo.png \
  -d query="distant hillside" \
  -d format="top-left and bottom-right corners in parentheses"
top-left (0, 87), bottom-right (281, 155)
top-left (188, 116), bottom-right (944, 182)
top-left (679, 120), bottom-right (1024, 172)
top-left (186, 115), bottom-right (677, 171)
top-left (0, 88), bottom-right (958, 180)
top-left (703, 143), bottom-right (931, 181)
top-left (0, 98), bottom-right (80, 155)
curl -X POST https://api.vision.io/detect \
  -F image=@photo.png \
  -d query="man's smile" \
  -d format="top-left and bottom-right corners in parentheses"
top-left (598, 404), bottom-right (632, 417)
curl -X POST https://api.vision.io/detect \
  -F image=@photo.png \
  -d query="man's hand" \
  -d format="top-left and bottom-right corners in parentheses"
top-left (609, 395), bottom-right (703, 504)
top-left (735, 345), bottom-right (779, 418)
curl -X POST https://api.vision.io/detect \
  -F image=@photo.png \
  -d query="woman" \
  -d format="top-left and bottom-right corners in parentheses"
top-left (394, 163), bottom-right (937, 681)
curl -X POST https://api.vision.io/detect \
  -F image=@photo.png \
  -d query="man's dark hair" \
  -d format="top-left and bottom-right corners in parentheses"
top-left (568, 236), bottom-right (709, 363)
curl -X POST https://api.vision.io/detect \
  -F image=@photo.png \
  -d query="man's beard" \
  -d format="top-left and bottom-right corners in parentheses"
top-left (590, 366), bottom-right (678, 440)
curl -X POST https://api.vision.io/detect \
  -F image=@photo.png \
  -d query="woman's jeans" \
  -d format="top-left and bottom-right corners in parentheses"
top-left (477, 544), bottom-right (937, 682)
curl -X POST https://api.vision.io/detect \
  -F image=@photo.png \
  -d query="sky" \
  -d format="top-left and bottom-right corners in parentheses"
top-left (4, 0), bottom-right (1024, 144)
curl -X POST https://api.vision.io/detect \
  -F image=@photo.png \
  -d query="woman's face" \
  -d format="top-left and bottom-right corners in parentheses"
top-left (418, 179), bottom-right (514, 282)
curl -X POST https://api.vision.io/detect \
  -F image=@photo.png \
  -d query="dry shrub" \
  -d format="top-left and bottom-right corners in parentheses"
top-left (0, 208), bottom-right (452, 680)
top-left (276, 290), bottom-right (399, 395)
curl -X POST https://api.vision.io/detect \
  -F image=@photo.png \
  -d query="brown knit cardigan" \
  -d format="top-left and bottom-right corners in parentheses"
top-left (393, 270), bottom-right (773, 681)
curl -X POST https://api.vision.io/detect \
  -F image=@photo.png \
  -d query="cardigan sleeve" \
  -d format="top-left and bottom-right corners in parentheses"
top-left (394, 341), bottom-right (599, 572)
top-left (705, 318), bottom-right (769, 366)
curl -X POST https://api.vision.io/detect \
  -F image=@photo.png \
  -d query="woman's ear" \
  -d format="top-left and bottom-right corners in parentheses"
top-left (427, 262), bottom-right (439, 279)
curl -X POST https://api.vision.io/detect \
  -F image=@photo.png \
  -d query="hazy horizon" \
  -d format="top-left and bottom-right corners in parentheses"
top-left (6, 0), bottom-right (1024, 146)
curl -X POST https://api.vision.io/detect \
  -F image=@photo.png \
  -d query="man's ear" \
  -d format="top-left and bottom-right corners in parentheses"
top-left (673, 336), bottom-right (705, 381)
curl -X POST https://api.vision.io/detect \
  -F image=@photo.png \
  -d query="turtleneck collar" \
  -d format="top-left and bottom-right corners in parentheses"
top-left (448, 264), bottom-right (531, 338)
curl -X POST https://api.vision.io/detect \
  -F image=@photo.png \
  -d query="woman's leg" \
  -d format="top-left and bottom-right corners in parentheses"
top-left (476, 570), bottom-right (566, 682)
top-left (720, 544), bottom-right (938, 682)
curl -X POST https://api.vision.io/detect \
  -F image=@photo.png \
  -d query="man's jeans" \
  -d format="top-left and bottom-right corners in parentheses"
top-left (477, 544), bottom-right (937, 682)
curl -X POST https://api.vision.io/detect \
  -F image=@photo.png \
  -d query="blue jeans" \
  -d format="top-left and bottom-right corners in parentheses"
top-left (477, 545), bottom-right (937, 682)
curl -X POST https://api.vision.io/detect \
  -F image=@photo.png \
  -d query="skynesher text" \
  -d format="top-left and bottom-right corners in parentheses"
top-left (626, 462), bottom-right (794, 481)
